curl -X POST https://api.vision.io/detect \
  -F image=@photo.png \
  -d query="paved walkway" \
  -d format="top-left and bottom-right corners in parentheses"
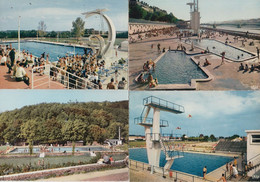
top-left (0, 64), bottom-right (64, 89)
top-left (38, 167), bottom-right (128, 181)
top-left (129, 32), bottom-right (260, 90)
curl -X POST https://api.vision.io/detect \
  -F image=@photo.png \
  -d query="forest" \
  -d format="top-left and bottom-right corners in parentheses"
top-left (0, 101), bottom-right (128, 146)
top-left (129, 2), bottom-right (179, 23)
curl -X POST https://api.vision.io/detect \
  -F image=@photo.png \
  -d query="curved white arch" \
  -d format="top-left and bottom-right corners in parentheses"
top-left (82, 9), bottom-right (116, 58)
top-left (89, 34), bottom-right (105, 56)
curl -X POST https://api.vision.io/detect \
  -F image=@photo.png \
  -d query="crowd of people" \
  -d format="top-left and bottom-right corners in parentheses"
top-left (0, 44), bottom-right (30, 86)
top-left (0, 44), bottom-right (127, 89)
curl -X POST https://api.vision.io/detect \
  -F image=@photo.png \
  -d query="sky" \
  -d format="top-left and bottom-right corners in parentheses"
top-left (143, 0), bottom-right (260, 23)
top-left (0, 0), bottom-right (128, 31)
top-left (129, 91), bottom-right (260, 137)
top-left (0, 90), bottom-right (128, 113)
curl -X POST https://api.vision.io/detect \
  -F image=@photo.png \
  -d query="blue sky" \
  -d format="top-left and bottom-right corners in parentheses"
top-left (129, 91), bottom-right (260, 137)
top-left (0, 0), bottom-right (128, 31)
top-left (143, 0), bottom-right (260, 23)
top-left (0, 90), bottom-right (128, 113)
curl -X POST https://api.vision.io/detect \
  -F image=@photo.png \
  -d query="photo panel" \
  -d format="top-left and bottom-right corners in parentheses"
top-left (129, 0), bottom-right (260, 91)
top-left (0, 89), bottom-right (129, 181)
top-left (0, 0), bottom-right (128, 90)
top-left (129, 90), bottom-right (260, 181)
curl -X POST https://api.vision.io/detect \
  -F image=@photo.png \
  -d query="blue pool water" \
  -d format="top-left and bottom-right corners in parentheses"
top-left (10, 146), bottom-right (108, 153)
top-left (150, 51), bottom-right (207, 84)
top-left (191, 39), bottom-right (254, 61)
top-left (129, 148), bottom-right (233, 177)
top-left (10, 42), bottom-right (91, 62)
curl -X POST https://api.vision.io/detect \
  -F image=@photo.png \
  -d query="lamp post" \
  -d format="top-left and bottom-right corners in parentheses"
top-left (18, 16), bottom-right (21, 54)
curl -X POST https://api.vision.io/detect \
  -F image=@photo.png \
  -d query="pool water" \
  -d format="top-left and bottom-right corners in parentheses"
top-left (150, 51), bottom-right (207, 84)
top-left (10, 42), bottom-right (91, 62)
top-left (191, 39), bottom-right (254, 61)
top-left (10, 146), bottom-right (109, 153)
top-left (129, 148), bottom-right (233, 177)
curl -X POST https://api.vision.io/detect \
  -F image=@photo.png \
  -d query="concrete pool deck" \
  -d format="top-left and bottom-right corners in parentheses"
top-left (129, 32), bottom-right (260, 90)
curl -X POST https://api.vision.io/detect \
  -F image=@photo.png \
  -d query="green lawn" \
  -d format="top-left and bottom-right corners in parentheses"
top-left (0, 153), bottom-right (126, 175)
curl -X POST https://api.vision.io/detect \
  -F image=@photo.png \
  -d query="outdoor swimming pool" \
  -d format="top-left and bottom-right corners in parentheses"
top-left (129, 148), bottom-right (233, 177)
top-left (190, 39), bottom-right (254, 61)
top-left (10, 41), bottom-right (92, 62)
top-left (10, 146), bottom-right (109, 153)
top-left (150, 51), bottom-right (208, 84)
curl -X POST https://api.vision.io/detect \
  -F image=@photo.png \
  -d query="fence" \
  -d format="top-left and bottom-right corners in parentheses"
top-left (129, 159), bottom-right (214, 182)
top-left (31, 64), bottom-right (98, 89)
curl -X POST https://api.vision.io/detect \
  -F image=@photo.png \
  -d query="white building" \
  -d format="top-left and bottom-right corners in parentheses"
top-left (246, 130), bottom-right (260, 177)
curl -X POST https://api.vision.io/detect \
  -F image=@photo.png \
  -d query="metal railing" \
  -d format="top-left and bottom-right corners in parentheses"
top-left (143, 96), bottom-right (185, 113)
top-left (129, 159), bottom-right (213, 182)
top-left (31, 64), bottom-right (98, 89)
top-left (134, 117), bottom-right (169, 127)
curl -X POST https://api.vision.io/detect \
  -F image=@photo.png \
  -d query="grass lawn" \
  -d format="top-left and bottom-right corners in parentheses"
top-left (0, 154), bottom-right (126, 167)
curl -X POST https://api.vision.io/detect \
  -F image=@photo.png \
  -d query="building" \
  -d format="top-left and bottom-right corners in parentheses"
top-left (246, 130), bottom-right (260, 177)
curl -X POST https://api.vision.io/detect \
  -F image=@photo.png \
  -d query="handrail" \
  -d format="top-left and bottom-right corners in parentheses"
top-left (31, 64), bottom-right (98, 89)
top-left (143, 96), bottom-right (185, 113)
top-left (247, 153), bottom-right (260, 163)
top-left (134, 117), bottom-right (169, 127)
top-left (129, 159), bottom-right (214, 182)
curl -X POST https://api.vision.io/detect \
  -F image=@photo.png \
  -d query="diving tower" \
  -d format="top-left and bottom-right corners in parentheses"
top-left (187, 0), bottom-right (200, 35)
top-left (135, 96), bottom-right (185, 173)
top-left (82, 9), bottom-right (116, 58)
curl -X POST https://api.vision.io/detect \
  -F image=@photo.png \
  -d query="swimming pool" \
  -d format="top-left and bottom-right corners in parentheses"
top-left (150, 51), bottom-right (208, 84)
top-left (10, 146), bottom-right (109, 153)
top-left (129, 148), bottom-right (233, 177)
top-left (10, 41), bottom-right (92, 62)
top-left (190, 39), bottom-right (254, 61)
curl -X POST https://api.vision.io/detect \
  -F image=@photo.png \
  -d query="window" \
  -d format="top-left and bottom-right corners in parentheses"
top-left (252, 135), bottom-right (260, 144)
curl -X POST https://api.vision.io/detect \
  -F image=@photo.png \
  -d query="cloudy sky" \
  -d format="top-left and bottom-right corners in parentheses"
top-left (143, 0), bottom-right (260, 23)
top-left (129, 91), bottom-right (260, 137)
top-left (0, 0), bottom-right (128, 31)
top-left (0, 90), bottom-right (128, 113)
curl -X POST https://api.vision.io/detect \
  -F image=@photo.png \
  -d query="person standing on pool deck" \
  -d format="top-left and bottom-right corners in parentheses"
top-left (229, 163), bottom-right (233, 175)
top-left (233, 157), bottom-right (237, 168)
top-left (9, 48), bottom-right (15, 67)
top-left (226, 162), bottom-right (229, 172)
top-left (221, 52), bottom-right (225, 65)
top-left (257, 47), bottom-right (259, 59)
top-left (217, 173), bottom-right (227, 182)
top-left (203, 166), bottom-right (207, 179)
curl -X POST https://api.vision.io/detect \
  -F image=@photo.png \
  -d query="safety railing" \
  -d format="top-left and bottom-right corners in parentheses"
top-left (134, 117), bottom-right (169, 127)
top-left (31, 64), bottom-right (98, 89)
top-left (129, 159), bottom-right (214, 182)
top-left (143, 96), bottom-right (185, 113)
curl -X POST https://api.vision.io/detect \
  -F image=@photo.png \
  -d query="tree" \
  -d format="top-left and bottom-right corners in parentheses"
top-left (87, 125), bottom-right (107, 144)
top-left (38, 21), bottom-right (47, 37)
top-left (71, 17), bottom-right (85, 41)
top-left (210, 134), bottom-right (216, 142)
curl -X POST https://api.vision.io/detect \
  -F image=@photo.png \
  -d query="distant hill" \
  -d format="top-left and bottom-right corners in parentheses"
top-left (129, 0), bottom-right (179, 24)
top-left (0, 101), bottom-right (128, 145)
top-left (204, 18), bottom-right (260, 27)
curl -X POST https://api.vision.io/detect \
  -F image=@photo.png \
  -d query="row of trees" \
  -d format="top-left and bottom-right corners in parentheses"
top-left (0, 101), bottom-right (128, 146)
top-left (0, 18), bottom-right (128, 39)
top-left (181, 134), bottom-right (242, 142)
top-left (129, 2), bottom-right (178, 23)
